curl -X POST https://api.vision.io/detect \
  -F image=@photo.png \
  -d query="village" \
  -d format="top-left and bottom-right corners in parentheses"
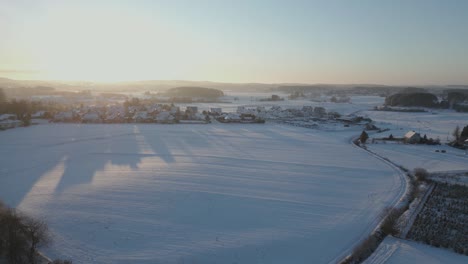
top-left (0, 101), bottom-right (364, 128)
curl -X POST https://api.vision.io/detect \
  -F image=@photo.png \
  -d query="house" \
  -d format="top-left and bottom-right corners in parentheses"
top-left (0, 114), bottom-right (22, 129)
top-left (0, 114), bottom-right (16, 121)
top-left (82, 112), bottom-right (101, 123)
top-left (170, 106), bottom-right (180, 114)
top-left (210, 108), bottom-right (222, 115)
top-left (237, 106), bottom-right (246, 114)
top-left (464, 139), bottom-right (468, 148)
top-left (133, 111), bottom-right (152, 123)
top-left (54, 111), bottom-right (75, 122)
top-left (224, 113), bottom-right (242, 122)
top-left (0, 119), bottom-right (22, 129)
top-left (105, 112), bottom-right (125, 123)
top-left (404, 131), bottom-right (421, 144)
top-left (186, 106), bottom-right (198, 114)
top-left (301, 106), bottom-right (314, 114)
top-left (31, 111), bottom-right (46, 119)
top-left (156, 111), bottom-right (174, 123)
top-left (314, 107), bottom-right (326, 116)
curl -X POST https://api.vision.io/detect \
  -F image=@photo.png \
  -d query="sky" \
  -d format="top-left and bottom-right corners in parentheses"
top-left (1, 0), bottom-right (468, 84)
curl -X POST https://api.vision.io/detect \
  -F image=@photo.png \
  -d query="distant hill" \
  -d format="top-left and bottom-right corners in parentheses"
top-left (1, 76), bottom-right (467, 93)
top-left (163, 86), bottom-right (224, 99)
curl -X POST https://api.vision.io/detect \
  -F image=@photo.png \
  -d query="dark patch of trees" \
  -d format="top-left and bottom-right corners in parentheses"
top-left (0, 202), bottom-right (72, 264)
top-left (0, 88), bottom-right (6, 103)
top-left (342, 206), bottom-right (406, 264)
top-left (0, 202), bottom-right (50, 264)
top-left (449, 125), bottom-right (468, 149)
top-left (259, 94), bottom-right (284, 101)
top-left (360, 131), bottom-right (369, 144)
top-left (414, 168), bottom-right (429, 182)
top-left (163, 87), bottom-right (224, 99)
top-left (447, 90), bottom-right (468, 105)
top-left (461, 125), bottom-right (468, 139)
top-left (385, 92), bottom-right (439, 107)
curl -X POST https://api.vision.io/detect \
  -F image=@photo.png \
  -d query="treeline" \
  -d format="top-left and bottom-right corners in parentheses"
top-left (0, 88), bottom-right (69, 125)
top-left (163, 86), bottom-right (224, 99)
top-left (385, 90), bottom-right (468, 110)
top-left (385, 92), bottom-right (439, 107)
top-left (0, 201), bottom-right (72, 264)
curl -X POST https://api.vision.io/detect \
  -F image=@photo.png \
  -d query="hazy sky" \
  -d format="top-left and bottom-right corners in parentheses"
top-left (1, 0), bottom-right (468, 84)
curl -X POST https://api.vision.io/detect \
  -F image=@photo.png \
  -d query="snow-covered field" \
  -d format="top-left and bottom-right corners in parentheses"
top-left (365, 142), bottom-right (468, 173)
top-left (0, 123), bottom-right (404, 263)
top-left (363, 109), bottom-right (468, 173)
top-left (364, 109), bottom-right (467, 143)
top-left (364, 236), bottom-right (467, 264)
top-left (1, 95), bottom-right (466, 263)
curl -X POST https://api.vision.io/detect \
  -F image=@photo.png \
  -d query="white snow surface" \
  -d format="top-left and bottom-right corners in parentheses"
top-left (0, 123), bottom-right (404, 263)
top-left (364, 236), bottom-right (468, 264)
top-left (366, 142), bottom-right (468, 173)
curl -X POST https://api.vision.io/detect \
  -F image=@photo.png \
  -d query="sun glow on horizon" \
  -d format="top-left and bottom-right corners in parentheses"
top-left (1, 1), bottom-right (468, 84)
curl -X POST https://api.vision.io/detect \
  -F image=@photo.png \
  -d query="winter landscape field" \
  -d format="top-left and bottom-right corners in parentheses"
top-left (1, 90), bottom-right (468, 263)
top-left (0, 122), bottom-right (405, 263)
top-left (2, 2), bottom-right (468, 262)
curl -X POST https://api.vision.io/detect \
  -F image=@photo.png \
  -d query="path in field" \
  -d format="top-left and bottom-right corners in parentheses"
top-left (0, 124), bottom-right (403, 263)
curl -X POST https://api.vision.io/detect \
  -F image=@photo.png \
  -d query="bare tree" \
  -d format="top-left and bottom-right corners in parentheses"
top-left (360, 131), bottom-right (369, 144)
top-left (379, 207), bottom-right (403, 236)
top-left (414, 168), bottom-right (429, 182)
top-left (22, 216), bottom-right (50, 264)
top-left (0, 208), bottom-right (28, 264)
top-left (452, 125), bottom-right (461, 142)
top-left (0, 205), bottom-right (52, 264)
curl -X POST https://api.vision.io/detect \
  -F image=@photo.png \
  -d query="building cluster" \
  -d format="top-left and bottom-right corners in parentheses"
top-left (0, 114), bottom-right (22, 129)
top-left (235, 105), bottom-right (340, 120)
top-left (52, 104), bottom-right (208, 124)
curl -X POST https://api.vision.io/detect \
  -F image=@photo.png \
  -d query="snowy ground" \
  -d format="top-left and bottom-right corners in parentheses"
top-left (363, 109), bottom-right (467, 143)
top-left (0, 123), bottom-right (403, 263)
top-left (364, 236), bottom-right (467, 264)
top-left (1, 95), bottom-right (466, 263)
top-left (363, 107), bottom-right (468, 173)
top-left (365, 142), bottom-right (468, 173)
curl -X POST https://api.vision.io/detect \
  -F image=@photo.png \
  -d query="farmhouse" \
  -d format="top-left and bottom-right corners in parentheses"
top-left (186, 106), bottom-right (198, 114)
top-left (82, 112), bottom-right (101, 123)
top-left (134, 111), bottom-right (153, 123)
top-left (54, 111), bottom-right (75, 122)
top-left (210, 108), bottom-right (222, 115)
top-left (105, 112), bottom-right (125, 123)
top-left (31, 111), bottom-right (46, 119)
top-left (314, 107), bottom-right (326, 116)
top-left (404, 130), bottom-right (421, 144)
top-left (0, 114), bottom-right (16, 121)
top-left (0, 114), bottom-right (22, 129)
top-left (237, 106), bottom-right (246, 114)
top-left (170, 106), bottom-right (180, 114)
top-left (156, 111), bottom-right (175, 123)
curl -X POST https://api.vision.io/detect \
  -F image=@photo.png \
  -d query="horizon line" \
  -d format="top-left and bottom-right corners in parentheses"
top-left (1, 76), bottom-right (467, 88)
